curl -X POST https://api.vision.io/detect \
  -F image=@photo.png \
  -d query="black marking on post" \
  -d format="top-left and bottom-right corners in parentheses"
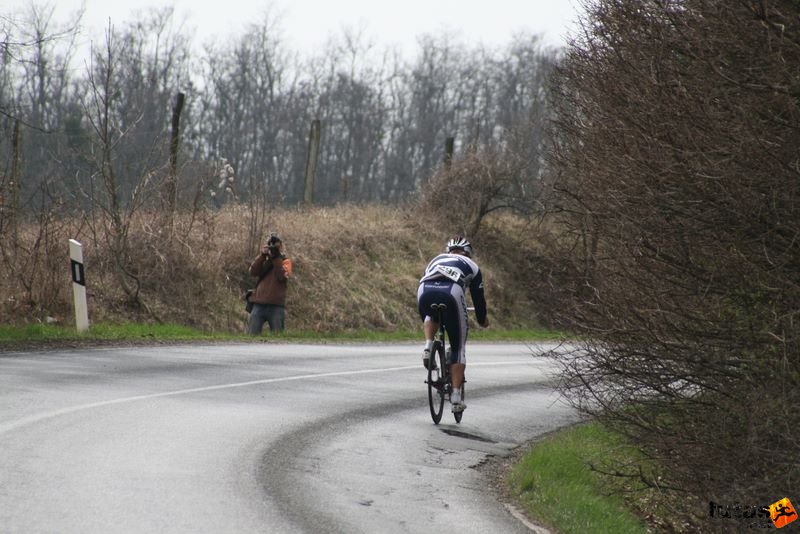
top-left (71, 259), bottom-right (85, 286)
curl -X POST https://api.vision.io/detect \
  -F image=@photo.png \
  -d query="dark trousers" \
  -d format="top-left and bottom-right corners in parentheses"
top-left (249, 303), bottom-right (286, 334)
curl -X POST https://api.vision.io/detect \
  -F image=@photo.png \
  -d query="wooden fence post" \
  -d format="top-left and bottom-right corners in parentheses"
top-left (444, 136), bottom-right (455, 169)
top-left (166, 92), bottom-right (185, 216)
top-left (8, 120), bottom-right (22, 240)
top-left (303, 119), bottom-right (321, 204)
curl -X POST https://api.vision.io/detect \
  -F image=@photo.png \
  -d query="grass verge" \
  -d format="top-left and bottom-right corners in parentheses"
top-left (507, 422), bottom-right (656, 534)
top-left (0, 322), bottom-right (565, 350)
top-left (0, 323), bottom-right (245, 351)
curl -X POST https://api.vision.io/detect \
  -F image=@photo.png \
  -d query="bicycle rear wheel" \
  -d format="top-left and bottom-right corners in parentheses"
top-left (427, 340), bottom-right (446, 424)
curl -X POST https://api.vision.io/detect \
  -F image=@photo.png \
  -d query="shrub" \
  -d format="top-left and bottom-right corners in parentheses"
top-left (547, 0), bottom-right (800, 513)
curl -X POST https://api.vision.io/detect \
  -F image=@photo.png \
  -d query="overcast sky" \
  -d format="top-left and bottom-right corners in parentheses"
top-left (46, 0), bottom-right (583, 58)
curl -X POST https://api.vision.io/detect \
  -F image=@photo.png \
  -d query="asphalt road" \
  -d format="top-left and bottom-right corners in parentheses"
top-left (0, 342), bottom-right (577, 533)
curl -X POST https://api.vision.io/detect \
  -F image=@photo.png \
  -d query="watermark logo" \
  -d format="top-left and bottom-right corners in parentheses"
top-left (710, 498), bottom-right (797, 529)
top-left (770, 498), bottom-right (797, 529)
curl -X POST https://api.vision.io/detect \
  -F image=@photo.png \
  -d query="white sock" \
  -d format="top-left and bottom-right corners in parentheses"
top-left (451, 388), bottom-right (461, 403)
top-left (424, 340), bottom-right (433, 351)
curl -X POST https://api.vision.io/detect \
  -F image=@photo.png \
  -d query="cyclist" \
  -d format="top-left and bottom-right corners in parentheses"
top-left (417, 235), bottom-right (489, 413)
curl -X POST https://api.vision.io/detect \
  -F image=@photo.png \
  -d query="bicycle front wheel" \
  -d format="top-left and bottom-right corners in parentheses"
top-left (427, 341), bottom-right (446, 424)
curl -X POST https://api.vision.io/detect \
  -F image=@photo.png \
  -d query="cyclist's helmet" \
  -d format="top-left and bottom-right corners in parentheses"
top-left (446, 235), bottom-right (473, 257)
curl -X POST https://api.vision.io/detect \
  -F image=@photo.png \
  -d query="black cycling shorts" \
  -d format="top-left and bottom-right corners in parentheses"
top-left (416, 280), bottom-right (469, 364)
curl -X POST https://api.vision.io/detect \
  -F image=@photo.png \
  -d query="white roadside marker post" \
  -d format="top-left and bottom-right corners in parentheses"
top-left (69, 239), bottom-right (89, 332)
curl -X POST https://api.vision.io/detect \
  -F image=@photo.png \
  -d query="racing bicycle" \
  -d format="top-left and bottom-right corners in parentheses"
top-left (425, 302), bottom-right (465, 424)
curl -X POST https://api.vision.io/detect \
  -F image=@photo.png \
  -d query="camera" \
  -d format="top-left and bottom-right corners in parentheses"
top-left (267, 233), bottom-right (281, 258)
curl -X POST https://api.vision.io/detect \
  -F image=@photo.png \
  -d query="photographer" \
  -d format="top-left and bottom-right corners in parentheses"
top-left (248, 233), bottom-right (293, 334)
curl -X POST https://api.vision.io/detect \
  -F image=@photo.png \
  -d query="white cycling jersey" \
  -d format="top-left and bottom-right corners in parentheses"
top-left (419, 253), bottom-right (487, 326)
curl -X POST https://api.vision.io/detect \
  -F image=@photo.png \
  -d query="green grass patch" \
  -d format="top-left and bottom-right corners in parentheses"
top-left (0, 323), bottom-right (564, 347)
top-left (508, 422), bottom-right (651, 534)
top-left (0, 323), bottom-right (78, 342)
top-left (0, 322), bottom-right (245, 346)
top-left (469, 327), bottom-right (567, 342)
top-left (85, 323), bottom-right (244, 340)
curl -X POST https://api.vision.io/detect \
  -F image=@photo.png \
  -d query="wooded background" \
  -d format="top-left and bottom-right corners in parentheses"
top-left (0, 3), bottom-right (556, 214)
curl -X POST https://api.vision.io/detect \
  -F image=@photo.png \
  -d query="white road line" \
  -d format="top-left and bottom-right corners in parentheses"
top-left (0, 360), bottom-right (542, 435)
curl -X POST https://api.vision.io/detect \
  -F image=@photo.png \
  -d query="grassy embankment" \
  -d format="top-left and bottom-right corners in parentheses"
top-left (0, 321), bottom-right (556, 347)
top-left (0, 204), bottom-right (555, 333)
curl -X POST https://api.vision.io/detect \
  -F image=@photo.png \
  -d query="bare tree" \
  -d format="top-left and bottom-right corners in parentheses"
top-left (0, 1), bottom-right (84, 321)
top-left (194, 10), bottom-right (295, 202)
top-left (78, 15), bottom-right (192, 314)
top-left (0, 1), bottom-right (83, 207)
top-left (310, 28), bottom-right (387, 203)
top-left (418, 146), bottom-right (530, 238)
top-left (546, 0), bottom-right (800, 516)
top-left (407, 34), bottom-right (463, 187)
top-left (107, 7), bottom-right (193, 206)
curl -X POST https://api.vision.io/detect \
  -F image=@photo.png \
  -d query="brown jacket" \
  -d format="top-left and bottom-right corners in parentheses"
top-left (249, 253), bottom-right (293, 307)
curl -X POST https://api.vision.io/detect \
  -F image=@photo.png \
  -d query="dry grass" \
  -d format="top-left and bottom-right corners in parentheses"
top-left (0, 203), bottom-right (555, 334)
